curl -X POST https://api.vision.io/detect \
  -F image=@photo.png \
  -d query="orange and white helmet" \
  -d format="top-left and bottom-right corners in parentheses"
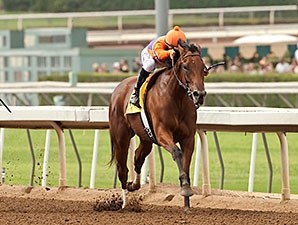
top-left (165, 26), bottom-right (187, 47)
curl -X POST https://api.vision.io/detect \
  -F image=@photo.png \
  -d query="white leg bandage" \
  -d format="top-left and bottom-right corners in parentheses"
top-left (122, 189), bottom-right (128, 208)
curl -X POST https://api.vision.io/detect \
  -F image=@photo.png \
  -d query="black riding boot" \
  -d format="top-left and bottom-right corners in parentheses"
top-left (130, 68), bottom-right (150, 108)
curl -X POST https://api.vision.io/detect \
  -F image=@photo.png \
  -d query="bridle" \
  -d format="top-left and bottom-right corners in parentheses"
top-left (171, 52), bottom-right (202, 97)
top-left (171, 51), bottom-right (225, 108)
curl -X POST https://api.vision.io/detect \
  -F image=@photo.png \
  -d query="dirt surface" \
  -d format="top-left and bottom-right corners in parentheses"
top-left (0, 184), bottom-right (298, 225)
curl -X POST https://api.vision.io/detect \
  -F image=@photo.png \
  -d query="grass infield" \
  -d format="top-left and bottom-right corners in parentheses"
top-left (2, 129), bottom-right (298, 194)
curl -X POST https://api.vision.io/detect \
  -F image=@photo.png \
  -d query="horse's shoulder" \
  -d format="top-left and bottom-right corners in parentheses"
top-left (154, 67), bottom-right (168, 75)
top-left (116, 76), bottom-right (136, 88)
top-left (123, 76), bottom-right (137, 84)
top-left (112, 76), bottom-right (136, 99)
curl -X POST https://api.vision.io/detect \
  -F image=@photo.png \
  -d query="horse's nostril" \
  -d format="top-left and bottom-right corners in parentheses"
top-left (195, 90), bottom-right (206, 97)
top-left (193, 91), bottom-right (200, 97)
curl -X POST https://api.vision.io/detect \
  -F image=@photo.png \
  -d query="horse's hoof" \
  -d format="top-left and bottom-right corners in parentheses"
top-left (127, 181), bottom-right (140, 192)
top-left (184, 206), bottom-right (191, 214)
top-left (127, 181), bottom-right (134, 191)
top-left (180, 186), bottom-right (193, 197)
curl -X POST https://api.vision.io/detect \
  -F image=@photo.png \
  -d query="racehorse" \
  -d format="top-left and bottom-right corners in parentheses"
top-left (109, 40), bottom-right (218, 210)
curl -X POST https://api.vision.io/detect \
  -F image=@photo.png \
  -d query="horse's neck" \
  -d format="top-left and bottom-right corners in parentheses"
top-left (158, 71), bottom-right (186, 102)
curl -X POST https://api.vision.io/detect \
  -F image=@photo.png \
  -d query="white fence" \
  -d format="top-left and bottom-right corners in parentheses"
top-left (2, 81), bottom-right (298, 107)
top-left (0, 106), bottom-right (297, 201)
top-left (0, 5), bottom-right (295, 30)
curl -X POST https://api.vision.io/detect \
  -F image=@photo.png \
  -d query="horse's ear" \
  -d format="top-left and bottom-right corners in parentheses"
top-left (177, 39), bottom-right (187, 54)
top-left (190, 43), bottom-right (202, 55)
top-left (193, 43), bottom-right (201, 52)
top-left (178, 39), bottom-right (188, 48)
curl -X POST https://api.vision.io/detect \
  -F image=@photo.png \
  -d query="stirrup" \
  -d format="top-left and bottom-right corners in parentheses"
top-left (130, 94), bottom-right (141, 108)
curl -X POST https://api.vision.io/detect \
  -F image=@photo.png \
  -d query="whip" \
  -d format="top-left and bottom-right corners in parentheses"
top-left (0, 99), bottom-right (12, 113)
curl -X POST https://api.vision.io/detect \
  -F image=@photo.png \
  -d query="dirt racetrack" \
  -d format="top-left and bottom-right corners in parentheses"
top-left (0, 184), bottom-right (298, 225)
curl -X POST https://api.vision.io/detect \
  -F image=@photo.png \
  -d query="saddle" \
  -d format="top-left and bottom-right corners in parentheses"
top-left (125, 67), bottom-right (167, 144)
top-left (126, 67), bottom-right (167, 114)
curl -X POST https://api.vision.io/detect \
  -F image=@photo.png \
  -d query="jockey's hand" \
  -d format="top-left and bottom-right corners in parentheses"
top-left (169, 49), bottom-right (175, 60)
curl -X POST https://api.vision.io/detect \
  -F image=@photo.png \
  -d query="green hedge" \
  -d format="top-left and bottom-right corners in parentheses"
top-left (205, 72), bottom-right (298, 82)
top-left (38, 72), bottom-right (133, 82)
top-left (39, 72), bottom-right (298, 83)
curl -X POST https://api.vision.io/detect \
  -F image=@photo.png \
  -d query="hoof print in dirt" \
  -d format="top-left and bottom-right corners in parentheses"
top-left (164, 194), bottom-right (175, 202)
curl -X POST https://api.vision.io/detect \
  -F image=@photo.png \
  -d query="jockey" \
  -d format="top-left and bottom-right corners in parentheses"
top-left (130, 25), bottom-right (187, 108)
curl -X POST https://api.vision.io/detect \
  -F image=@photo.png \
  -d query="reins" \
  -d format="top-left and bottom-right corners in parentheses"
top-left (204, 61), bottom-right (226, 73)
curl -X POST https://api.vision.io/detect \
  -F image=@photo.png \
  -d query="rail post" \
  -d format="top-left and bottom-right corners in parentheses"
top-left (49, 122), bottom-right (67, 187)
top-left (198, 130), bottom-right (211, 196)
top-left (277, 132), bottom-right (290, 200)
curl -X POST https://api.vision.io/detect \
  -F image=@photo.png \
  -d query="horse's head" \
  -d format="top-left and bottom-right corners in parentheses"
top-left (172, 40), bottom-right (209, 109)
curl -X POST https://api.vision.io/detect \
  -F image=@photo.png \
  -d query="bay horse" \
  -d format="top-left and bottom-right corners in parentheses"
top-left (109, 40), bottom-right (211, 210)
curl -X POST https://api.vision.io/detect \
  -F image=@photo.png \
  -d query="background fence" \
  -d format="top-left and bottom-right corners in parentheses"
top-left (0, 5), bottom-right (296, 30)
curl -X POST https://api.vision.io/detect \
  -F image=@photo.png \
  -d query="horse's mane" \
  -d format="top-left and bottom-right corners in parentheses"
top-left (178, 39), bottom-right (201, 55)
top-left (145, 41), bottom-right (201, 92)
top-left (189, 43), bottom-right (200, 53)
top-left (168, 41), bottom-right (200, 66)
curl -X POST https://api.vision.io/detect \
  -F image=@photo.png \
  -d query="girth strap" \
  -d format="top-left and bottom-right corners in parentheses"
top-left (140, 108), bottom-right (159, 145)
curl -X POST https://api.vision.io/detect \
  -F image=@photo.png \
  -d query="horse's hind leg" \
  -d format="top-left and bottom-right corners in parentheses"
top-left (111, 130), bottom-right (132, 208)
top-left (127, 140), bottom-right (152, 192)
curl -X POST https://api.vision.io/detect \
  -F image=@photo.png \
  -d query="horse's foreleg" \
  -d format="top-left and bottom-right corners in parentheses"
top-left (158, 131), bottom-right (193, 210)
top-left (180, 137), bottom-right (196, 210)
top-left (171, 145), bottom-right (193, 210)
top-left (172, 145), bottom-right (193, 197)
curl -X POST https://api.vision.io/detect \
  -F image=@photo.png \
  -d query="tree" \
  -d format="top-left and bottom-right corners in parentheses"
top-left (3, 0), bottom-right (31, 11)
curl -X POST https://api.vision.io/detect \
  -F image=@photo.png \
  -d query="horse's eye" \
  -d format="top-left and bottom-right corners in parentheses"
top-left (182, 64), bottom-right (189, 72)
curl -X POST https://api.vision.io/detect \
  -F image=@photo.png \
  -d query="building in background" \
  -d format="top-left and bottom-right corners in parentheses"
top-left (0, 28), bottom-right (139, 83)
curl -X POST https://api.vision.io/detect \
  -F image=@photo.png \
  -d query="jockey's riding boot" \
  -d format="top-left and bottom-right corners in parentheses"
top-left (130, 68), bottom-right (150, 108)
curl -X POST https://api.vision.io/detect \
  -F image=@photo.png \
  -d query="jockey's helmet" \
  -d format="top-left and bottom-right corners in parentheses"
top-left (165, 26), bottom-right (186, 47)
